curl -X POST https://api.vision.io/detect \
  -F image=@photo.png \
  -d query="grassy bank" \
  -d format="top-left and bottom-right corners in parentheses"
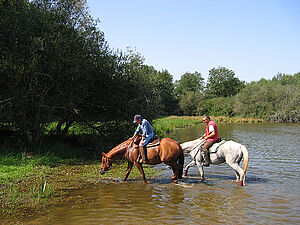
top-left (0, 148), bottom-right (159, 223)
top-left (153, 115), bottom-right (264, 136)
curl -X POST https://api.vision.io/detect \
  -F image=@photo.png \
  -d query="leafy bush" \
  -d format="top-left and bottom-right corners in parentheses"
top-left (234, 78), bottom-right (300, 121)
top-left (178, 91), bottom-right (205, 116)
top-left (203, 97), bottom-right (235, 116)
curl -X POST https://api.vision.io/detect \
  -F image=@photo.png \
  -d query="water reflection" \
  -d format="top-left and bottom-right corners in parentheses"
top-left (28, 123), bottom-right (300, 224)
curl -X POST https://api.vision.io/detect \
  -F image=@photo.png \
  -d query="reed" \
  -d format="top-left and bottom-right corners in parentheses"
top-left (31, 180), bottom-right (55, 202)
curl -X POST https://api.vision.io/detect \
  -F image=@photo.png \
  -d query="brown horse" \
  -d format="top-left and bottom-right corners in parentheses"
top-left (99, 137), bottom-right (184, 183)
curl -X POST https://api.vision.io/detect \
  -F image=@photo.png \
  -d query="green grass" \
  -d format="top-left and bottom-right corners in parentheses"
top-left (153, 116), bottom-right (202, 136)
top-left (152, 115), bottom-right (265, 137)
top-left (0, 146), bottom-right (160, 222)
top-left (0, 154), bottom-right (63, 184)
top-left (45, 121), bottom-right (97, 135)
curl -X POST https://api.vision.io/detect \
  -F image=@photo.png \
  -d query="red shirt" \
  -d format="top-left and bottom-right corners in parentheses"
top-left (205, 120), bottom-right (219, 142)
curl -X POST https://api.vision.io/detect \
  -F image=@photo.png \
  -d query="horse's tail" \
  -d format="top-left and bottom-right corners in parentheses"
top-left (241, 145), bottom-right (249, 185)
top-left (177, 145), bottom-right (184, 179)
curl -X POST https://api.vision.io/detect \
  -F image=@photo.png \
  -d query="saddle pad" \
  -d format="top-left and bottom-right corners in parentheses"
top-left (209, 140), bottom-right (226, 153)
top-left (147, 139), bottom-right (160, 148)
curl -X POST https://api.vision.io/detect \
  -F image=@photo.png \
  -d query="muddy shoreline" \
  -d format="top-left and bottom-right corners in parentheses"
top-left (0, 161), bottom-right (160, 224)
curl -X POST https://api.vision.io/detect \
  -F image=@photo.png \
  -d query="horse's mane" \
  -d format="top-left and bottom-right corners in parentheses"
top-left (106, 139), bottom-right (131, 159)
top-left (181, 138), bottom-right (204, 153)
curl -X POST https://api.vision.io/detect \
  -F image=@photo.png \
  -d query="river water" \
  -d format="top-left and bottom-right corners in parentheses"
top-left (28, 123), bottom-right (300, 224)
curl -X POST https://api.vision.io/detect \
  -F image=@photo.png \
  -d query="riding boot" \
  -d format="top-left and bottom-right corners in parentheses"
top-left (203, 151), bottom-right (210, 167)
top-left (138, 146), bottom-right (147, 164)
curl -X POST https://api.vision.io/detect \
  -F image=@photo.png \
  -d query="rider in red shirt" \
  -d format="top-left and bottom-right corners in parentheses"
top-left (200, 115), bottom-right (219, 166)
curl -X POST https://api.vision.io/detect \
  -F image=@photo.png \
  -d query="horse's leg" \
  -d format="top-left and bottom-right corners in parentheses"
top-left (183, 160), bottom-right (196, 177)
top-left (166, 162), bottom-right (178, 183)
top-left (234, 170), bottom-right (240, 182)
top-left (195, 160), bottom-right (205, 180)
top-left (124, 161), bottom-right (134, 181)
top-left (227, 162), bottom-right (244, 186)
top-left (134, 162), bottom-right (148, 184)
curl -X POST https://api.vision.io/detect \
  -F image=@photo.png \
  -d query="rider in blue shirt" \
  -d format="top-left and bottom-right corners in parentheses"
top-left (132, 115), bottom-right (154, 163)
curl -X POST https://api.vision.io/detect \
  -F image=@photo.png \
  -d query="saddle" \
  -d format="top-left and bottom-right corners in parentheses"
top-left (208, 140), bottom-right (226, 153)
top-left (133, 135), bottom-right (160, 148)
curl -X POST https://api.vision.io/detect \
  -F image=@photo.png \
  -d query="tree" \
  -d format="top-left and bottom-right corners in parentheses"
top-left (206, 67), bottom-right (245, 98)
top-left (234, 75), bottom-right (300, 122)
top-left (203, 97), bottom-right (235, 117)
top-left (175, 72), bottom-right (204, 97)
top-left (178, 91), bottom-right (204, 116)
top-left (0, 0), bottom-right (112, 144)
top-left (272, 72), bottom-right (300, 87)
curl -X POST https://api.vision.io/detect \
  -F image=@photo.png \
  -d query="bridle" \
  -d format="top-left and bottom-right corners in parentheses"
top-left (101, 155), bottom-right (112, 170)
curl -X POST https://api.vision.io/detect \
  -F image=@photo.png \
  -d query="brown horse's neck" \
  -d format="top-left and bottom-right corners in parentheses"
top-left (106, 139), bottom-right (130, 161)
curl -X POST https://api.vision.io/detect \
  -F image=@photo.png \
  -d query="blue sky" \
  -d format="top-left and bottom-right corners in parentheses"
top-left (87, 0), bottom-right (300, 83)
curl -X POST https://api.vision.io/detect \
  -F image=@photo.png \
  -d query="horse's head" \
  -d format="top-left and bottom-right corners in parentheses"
top-left (100, 152), bottom-right (112, 175)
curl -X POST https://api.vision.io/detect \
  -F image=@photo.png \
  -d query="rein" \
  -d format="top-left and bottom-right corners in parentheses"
top-left (192, 139), bottom-right (205, 160)
top-left (107, 140), bottom-right (131, 170)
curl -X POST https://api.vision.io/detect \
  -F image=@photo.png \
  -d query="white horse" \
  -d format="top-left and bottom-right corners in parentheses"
top-left (181, 139), bottom-right (249, 186)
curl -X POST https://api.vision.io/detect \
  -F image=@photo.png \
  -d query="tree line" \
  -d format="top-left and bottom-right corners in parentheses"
top-left (177, 70), bottom-right (300, 123)
top-left (1, 0), bottom-right (299, 147)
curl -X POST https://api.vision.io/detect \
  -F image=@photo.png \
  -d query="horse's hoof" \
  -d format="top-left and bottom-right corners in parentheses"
top-left (173, 179), bottom-right (178, 183)
top-left (238, 181), bottom-right (243, 186)
top-left (183, 170), bottom-right (188, 177)
top-left (171, 175), bottom-right (178, 180)
top-left (200, 177), bottom-right (205, 181)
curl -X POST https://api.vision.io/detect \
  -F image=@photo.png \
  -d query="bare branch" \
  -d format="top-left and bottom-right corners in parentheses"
top-left (0, 97), bottom-right (15, 104)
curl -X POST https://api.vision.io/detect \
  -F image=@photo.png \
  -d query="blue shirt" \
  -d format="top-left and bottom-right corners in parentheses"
top-left (134, 119), bottom-right (154, 137)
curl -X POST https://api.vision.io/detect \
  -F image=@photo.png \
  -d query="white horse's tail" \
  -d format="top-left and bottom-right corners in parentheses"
top-left (241, 145), bottom-right (249, 185)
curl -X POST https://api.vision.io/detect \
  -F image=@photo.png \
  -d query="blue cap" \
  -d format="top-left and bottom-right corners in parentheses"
top-left (133, 114), bottom-right (141, 123)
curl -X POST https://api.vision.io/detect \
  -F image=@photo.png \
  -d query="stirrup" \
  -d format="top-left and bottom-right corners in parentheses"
top-left (140, 158), bottom-right (147, 164)
top-left (137, 155), bottom-right (146, 164)
top-left (202, 161), bottom-right (210, 167)
top-left (136, 155), bottom-right (141, 163)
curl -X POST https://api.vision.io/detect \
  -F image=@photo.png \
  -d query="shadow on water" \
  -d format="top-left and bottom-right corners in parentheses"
top-left (99, 172), bottom-right (269, 186)
top-left (243, 175), bottom-right (269, 184)
top-left (181, 171), bottom-right (269, 185)
top-left (98, 177), bottom-right (182, 185)
top-left (150, 177), bottom-right (215, 186)
top-left (206, 174), bottom-right (269, 184)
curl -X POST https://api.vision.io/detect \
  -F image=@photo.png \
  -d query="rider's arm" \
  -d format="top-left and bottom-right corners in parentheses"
top-left (133, 124), bottom-right (141, 138)
top-left (201, 125), bottom-right (215, 140)
top-left (204, 131), bottom-right (215, 140)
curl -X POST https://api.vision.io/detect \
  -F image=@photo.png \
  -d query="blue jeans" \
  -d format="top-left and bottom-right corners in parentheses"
top-left (139, 133), bottom-right (154, 146)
